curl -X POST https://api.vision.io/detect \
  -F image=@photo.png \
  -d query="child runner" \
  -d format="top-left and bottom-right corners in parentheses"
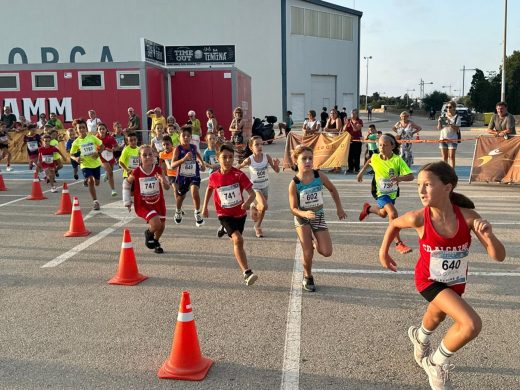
top-left (288, 146), bottom-right (347, 292)
top-left (151, 123), bottom-right (166, 156)
top-left (171, 126), bottom-right (206, 226)
top-left (159, 135), bottom-right (178, 206)
top-left (66, 128), bottom-right (80, 180)
top-left (379, 161), bottom-right (505, 390)
top-left (206, 109), bottom-right (218, 134)
top-left (124, 144), bottom-right (170, 254)
top-left (166, 124), bottom-right (180, 148)
top-left (357, 133), bottom-right (414, 254)
top-left (23, 124), bottom-right (41, 171)
top-left (69, 119), bottom-right (105, 210)
top-left (238, 136), bottom-right (280, 238)
top-left (119, 132), bottom-right (140, 180)
top-left (97, 123), bottom-right (118, 196)
top-left (365, 124), bottom-right (379, 174)
top-left (203, 132), bottom-right (219, 174)
top-left (112, 121), bottom-right (126, 163)
top-left (49, 129), bottom-right (63, 178)
top-left (216, 125), bottom-right (227, 147)
top-left (201, 143), bottom-right (258, 285)
top-left (38, 134), bottom-right (66, 193)
top-left (392, 111), bottom-right (422, 168)
top-left (0, 122), bottom-right (12, 172)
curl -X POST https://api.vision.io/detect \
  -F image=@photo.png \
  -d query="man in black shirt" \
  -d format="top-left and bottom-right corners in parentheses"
top-left (1, 106), bottom-right (17, 130)
top-left (320, 107), bottom-right (328, 129)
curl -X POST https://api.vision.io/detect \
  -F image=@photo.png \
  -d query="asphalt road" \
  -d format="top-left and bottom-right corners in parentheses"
top-left (1, 113), bottom-right (519, 389)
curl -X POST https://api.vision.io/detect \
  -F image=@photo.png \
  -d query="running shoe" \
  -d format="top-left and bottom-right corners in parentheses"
top-left (408, 326), bottom-right (431, 367)
top-left (359, 202), bottom-right (371, 221)
top-left (111, 190), bottom-right (118, 197)
top-left (396, 241), bottom-right (412, 254)
top-left (74, 174), bottom-right (79, 180)
top-left (217, 225), bottom-right (227, 238)
top-left (144, 229), bottom-right (156, 249)
top-left (154, 240), bottom-right (164, 254)
top-left (55, 171), bottom-right (59, 177)
top-left (92, 200), bottom-right (100, 211)
top-left (6, 166), bottom-right (11, 172)
top-left (302, 276), bottom-right (316, 292)
top-left (174, 210), bottom-right (182, 224)
top-left (421, 356), bottom-right (454, 390)
top-left (51, 186), bottom-right (57, 193)
top-left (243, 270), bottom-right (258, 286)
top-left (195, 211), bottom-right (205, 227)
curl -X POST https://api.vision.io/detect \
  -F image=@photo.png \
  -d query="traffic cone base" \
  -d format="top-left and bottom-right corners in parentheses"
top-left (108, 229), bottom-right (148, 286)
top-left (158, 291), bottom-right (213, 381)
top-left (55, 183), bottom-right (72, 215)
top-left (27, 172), bottom-right (47, 200)
top-left (0, 171), bottom-right (7, 191)
top-left (64, 197), bottom-right (90, 237)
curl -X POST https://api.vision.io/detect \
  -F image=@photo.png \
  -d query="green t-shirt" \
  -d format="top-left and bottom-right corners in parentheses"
top-left (367, 133), bottom-right (378, 151)
top-left (370, 153), bottom-right (411, 199)
top-left (170, 132), bottom-right (180, 147)
top-left (49, 139), bottom-right (61, 160)
top-left (70, 135), bottom-right (102, 169)
top-left (119, 145), bottom-right (140, 177)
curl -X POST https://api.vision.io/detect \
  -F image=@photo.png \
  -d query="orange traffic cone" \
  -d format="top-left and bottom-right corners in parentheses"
top-left (0, 169), bottom-right (7, 191)
top-left (27, 171), bottom-right (47, 200)
top-left (158, 291), bottom-right (213, 381)
top-left (64, 197), bottom-right (90, 237)
top-left (108, 229), bottom-right (148, 286)
top-left (55, 183), bottom-right (72, 215)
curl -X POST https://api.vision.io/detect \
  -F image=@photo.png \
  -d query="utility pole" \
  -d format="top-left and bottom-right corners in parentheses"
top-left (442, 85), bottom-right (452, 96)
top-left (460, 66), bottom-right (477, 97)
top-left (501, 0), bottom-right (508, 101)
top-left (419, 79), bottom-right (433, 99)
top-left (363, 56), bottom-right (372, 110)
top-left (405, 89), bottom-right (415, 106)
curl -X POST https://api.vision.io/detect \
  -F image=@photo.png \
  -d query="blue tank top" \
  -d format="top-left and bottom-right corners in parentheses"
top-left (176, 144), bottom-right (200, 178)
top-left (293, 170), bottom-right (324, 214)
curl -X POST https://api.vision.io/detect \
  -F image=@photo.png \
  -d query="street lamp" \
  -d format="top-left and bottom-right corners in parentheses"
top-left (419, 79), bottom-right (433, 99)
top-left (405, 89), bottom-right (415, 106)
top-left (363, 56), bottom-right (372, 110)
top-left (501, 0), bottom-right (508, 101)
top-left (460, 66), bottom-right (476, 97)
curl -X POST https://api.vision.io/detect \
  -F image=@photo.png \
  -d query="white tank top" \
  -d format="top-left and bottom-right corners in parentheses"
top-left (248, 153), bottom-right (269, 190)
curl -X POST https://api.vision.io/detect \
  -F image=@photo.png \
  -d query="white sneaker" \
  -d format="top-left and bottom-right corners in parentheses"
top-left (194, 211), bottom-right (205, 227)
top-left (408, 326), bottom-right (431, 367)
top-left (51, 186), bottom-right (57, 193)
top-left (6, 166), bottom-right (12, 172)
top-left (111, 190), bottom-right (117, 197)
top-left (174, 210), bottom-right (182, 224)
top-left (422, 357), bottom-right (454, 390)
top-left (93, 200), bottom-right (100, 211)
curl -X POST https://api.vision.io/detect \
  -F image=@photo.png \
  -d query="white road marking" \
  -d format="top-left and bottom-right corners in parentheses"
top-left (0, 180), bottom-right (83, 209)
top-left (313, 268), bottom-right (520, 277)
top-left (281, 240), bottom-right (303, 390)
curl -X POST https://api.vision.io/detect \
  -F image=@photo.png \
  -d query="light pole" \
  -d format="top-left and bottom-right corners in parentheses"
top-left (405, 89), bottom-right (415, 106)
top-left (460, 65), bottom-right (477, 97)
top-left (419, 79), bottom-right (433, 99)
top-left (363, 56), bottom-right (372, 110)
top-left (442, 85), bottom-right (452, 96)
top-left (501, 0), bottom-right (508, 101)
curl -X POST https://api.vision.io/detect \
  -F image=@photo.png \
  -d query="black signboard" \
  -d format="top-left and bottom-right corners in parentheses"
top-left (165, 45), bottom-right (235, 66)
top-left (143, 39), bottom-right (165, 65)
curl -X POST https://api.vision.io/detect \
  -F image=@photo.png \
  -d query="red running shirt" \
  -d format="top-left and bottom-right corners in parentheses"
top-left (208, 167), bottom-right (252, 217)
top-left (97, 134), bottom-right (118, 164)
top-left (132, 165), bottom-right (166, 222)
top-left (415, 205), bottom-right (472, 295)
top-left (38, 146), bottom-right (60, 169)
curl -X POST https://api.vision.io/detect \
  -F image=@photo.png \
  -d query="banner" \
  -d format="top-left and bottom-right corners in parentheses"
top-left (5, 130), bottom-right (70, 163)
top-left (470, 135), bottom-right (520, 184)
top-left (283, 132), bottom-right (351, 170)
top-left (142, 38), bottom-right (165, 66)
top-left (166, 45), bottom-right (235, 66)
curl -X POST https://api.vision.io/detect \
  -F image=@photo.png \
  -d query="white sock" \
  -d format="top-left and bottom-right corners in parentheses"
top-left (417, 323), bottom-right (433, 344)
top-left (431, 340), bottom-right (454, 366)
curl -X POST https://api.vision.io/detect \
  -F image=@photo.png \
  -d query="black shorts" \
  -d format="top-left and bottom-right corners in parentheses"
top-left (420, 282), bottom-right (462, 302)
top-left (0, 143), bottom-right (8, 149)
top-left (218, 215), bottom-right (247, 237)
top-left (175, 176), bottom-right (201, 196)
top-left (114, 150), bottom-right (122, 161)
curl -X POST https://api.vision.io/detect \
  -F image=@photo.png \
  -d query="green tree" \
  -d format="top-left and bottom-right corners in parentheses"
top-left (422, 91), bottom-right (449, 112)
top-left (468, 69), bottom-right (500, 112)
top-left (505, 50), bottom-right (520, 114)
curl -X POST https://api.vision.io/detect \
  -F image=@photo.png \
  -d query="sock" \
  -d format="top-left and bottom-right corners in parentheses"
top-left (243, 269), bottom-right (252, 276)
top-left (176, 208), bottom-right (181, 213)
top-left (431, 340), bottom-right (454, 366)
top-left (417, 323), bottom-right (433, 344)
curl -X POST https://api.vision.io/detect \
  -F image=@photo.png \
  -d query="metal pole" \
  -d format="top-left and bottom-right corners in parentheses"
top-left (364, 56), bottom-right (371, 110)
top-left (501, 0), bottom-right (507, 101)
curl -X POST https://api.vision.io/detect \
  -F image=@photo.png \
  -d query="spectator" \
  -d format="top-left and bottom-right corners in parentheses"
top-left (37, 113), bottom-right (47, 129)
top-left (320, 107), bottom-right (329, 129)
top-left (367, 105), bottom-right (373, 121)
top-left (206, 109), bottom-right (218, 134)
top-left (339, 107), bottom-right (348, 123)
top-left (146, 107), bottom-right (166, 132)
top-left (86, 110), bottom-right (102, 134)
top-left (392, 111), bottom-right (421, 168)
top-left (487, 101), bottom-right (516, 138)
top-left (278, 110), bottom-right (293, 137)
top-left (18, 115), bottom-right (31, 128)
top-left (187, 110), bottom-right (202, 151)
top-left (324, 108), bottom-right (343, 173)
top-left (166, 115), bottom-right (180, 132)
top-left (47, 112), bottom-right (64, 130)
top-left (302, 110), bottom-right (320, 136)
top-left (438, 102), bottom-right (461, 168)
top-left (1, 106), bottom-right (17, 130)
top-left (344, 108), bottom-right (364, 173)
top-left (127, 107), bottom-right (141, 131)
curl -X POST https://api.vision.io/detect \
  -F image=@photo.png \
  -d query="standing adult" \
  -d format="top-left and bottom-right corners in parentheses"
top-left (37, 113), bottom-right (47, 129)
top-left (320, 107), bottom-right (329, 129)
top-left (392, 111), bottom-right (422, 168)
top-left (367, 105), bottom-right (373, 121)
top-left (438, 102), bottom-right (461, 168)
top-left (166, 115), bottom-right (180, 132)
top-left (86, 110), bottom-right (102, 134)
top-left (324, 109), bottom-right (343, 173)
top-left (187, 110), bottom-right (202, 151)
top-left (302, 110), bottom-right (320, 136)
top-left (487, 101), bottom-right (516, 138)
top-left (127, 107), bottom-right (141, 132)
top-left (1, 106), bottom-right (17, 130)
top-left (339, 107), bottom-right (348, 123)
top-left (344, 108), bottom-right (364, 173)
top-left (146, 107), bottom-right (166, 131)
top-left (47, 112), bottom-right (64, 130)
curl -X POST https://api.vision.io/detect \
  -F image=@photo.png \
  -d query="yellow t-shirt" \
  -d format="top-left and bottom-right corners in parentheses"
top-left (70, 135), bottom-right (102, 169)
top-left (370, 153), bottom-right (411, 199)
top-left (49, 139), bottom-right (61, 160)
top-left (119, 145), bottom-right (140, 177)
top-left (148, 114), bottom-right (167, 132)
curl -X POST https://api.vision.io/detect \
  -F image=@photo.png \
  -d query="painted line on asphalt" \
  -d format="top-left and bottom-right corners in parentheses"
top-left (0, 180), bottom-right (84, 209)
top-left (280, 240), bottom-right (303, 390)
top-left (41, 217), bottom-right (133, 268)
top-left (313, 268), bottom-right (520, 277)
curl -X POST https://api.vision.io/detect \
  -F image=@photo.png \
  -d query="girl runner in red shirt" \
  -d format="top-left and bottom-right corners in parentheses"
top-left (379, 161), bottom-right (505, 390)
top-left (38, 134), bottom-right (66, 193)
top-left (97, 123), bottom-right (118, 196)
top-left (123, 145), bottom-right (170, 254)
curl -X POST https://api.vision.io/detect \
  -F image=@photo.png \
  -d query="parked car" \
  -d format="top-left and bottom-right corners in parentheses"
top-left (440, 102), bottom-right (474, 127)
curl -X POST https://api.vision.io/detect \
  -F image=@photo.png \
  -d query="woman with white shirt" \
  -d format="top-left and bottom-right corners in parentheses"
top-left (438, 102), bottom-right (461, 168)
top-left (302, 110), bottom-right (320, 136)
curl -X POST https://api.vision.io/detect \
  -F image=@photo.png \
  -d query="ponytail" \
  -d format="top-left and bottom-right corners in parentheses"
top-left (450, 192), bottom-right (475, 209)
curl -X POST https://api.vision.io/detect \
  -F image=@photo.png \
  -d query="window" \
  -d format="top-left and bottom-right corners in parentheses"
top-left (304, 9), bottom-right (319, 37)
top-left (291, 6), bottom-right (354, 41)
top-left (78, 71), bottom-right (105, 90)
top-left (330, 14), bottom-right (342, 39)
top-left (117, 71), bottom-right (140, 89)
top-left (342, 16), bottom-right (353, 41)
top-left (291, 7), bottom-right (304, 35)
top-left (32, 72), bottom-right (57, 90)
top-left (318, 11), bottom-right (330, 38)
top-left (0, 73), bottom-right (19, 91)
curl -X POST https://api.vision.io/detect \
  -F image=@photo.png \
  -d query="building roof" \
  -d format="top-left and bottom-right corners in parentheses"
top-left (301, 0), bottom-right (363, 17)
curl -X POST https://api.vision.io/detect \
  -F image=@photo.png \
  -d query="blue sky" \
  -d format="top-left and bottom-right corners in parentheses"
top-left (334, 0), bottom-right (520, 99)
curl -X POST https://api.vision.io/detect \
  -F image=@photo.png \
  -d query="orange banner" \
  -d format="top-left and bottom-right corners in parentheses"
top-left (3, 129), bottom-right (71, 163)
top-left (283, 132), bottom-right (351, 169)
top-left (470, 135), bottom-right (520, 184)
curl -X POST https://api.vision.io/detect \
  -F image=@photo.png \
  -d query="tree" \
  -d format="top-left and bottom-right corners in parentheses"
top-left (421, 91), bottom-right (449, 112)
top-left (468, 69), bottom-right (500, 112)
top-left (505, 50), bottom-right (520, 114)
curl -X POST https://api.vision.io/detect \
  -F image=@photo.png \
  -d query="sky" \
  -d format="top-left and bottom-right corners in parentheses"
top-left (333, 0), bottom-right (520, 99)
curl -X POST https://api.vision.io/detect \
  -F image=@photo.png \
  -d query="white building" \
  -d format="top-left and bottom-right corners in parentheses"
top-left (1, 0), bottom-right (361, 121)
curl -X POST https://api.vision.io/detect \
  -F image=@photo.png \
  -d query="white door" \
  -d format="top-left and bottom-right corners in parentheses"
top-left (342, 93), bottom-right (355, 113)
top-left (290, 94), bottom-right (305, 121)
top-left (311, 75), bottom-right (336, 113)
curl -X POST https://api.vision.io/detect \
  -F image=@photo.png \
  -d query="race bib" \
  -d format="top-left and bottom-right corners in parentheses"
top-left (154, 140), bottom-right (164, 152)
top-left (299, 186), bottom-right (324, 209)
top-left (209, 155), bottom-right (217, 165)
top-left (180, 160), bottom-right (196, 177)
top-left (80, 142), bottom-right (96, 156)
top-left (101, 150), bottom-right (114, 161)
top-left (139, 176), bottom-right (159, 197)
top-left (27, 141), bottom-right (39, 152)
top-left (250, 167), bottom-right (268, 189)
top-left (429, 250), bottom-right (469, 285)
top-left (42, 154), bottom-right (54, 164)
top-left (128, 155), bottom-right (140, 169)
top-left (0, 135), bottom-right (8, 143)
top-left (116, 136), bottom-right (125, 147)
top-left (217, 183), bottom-right (242, 208)
top-left (378, 178), bottom-right (398, 194)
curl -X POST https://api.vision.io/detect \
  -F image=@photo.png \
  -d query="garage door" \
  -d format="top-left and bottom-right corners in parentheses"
top-left (290, 93), bottom-right (305, 121)
top-left (311, 75), bottom-right (336, 112)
